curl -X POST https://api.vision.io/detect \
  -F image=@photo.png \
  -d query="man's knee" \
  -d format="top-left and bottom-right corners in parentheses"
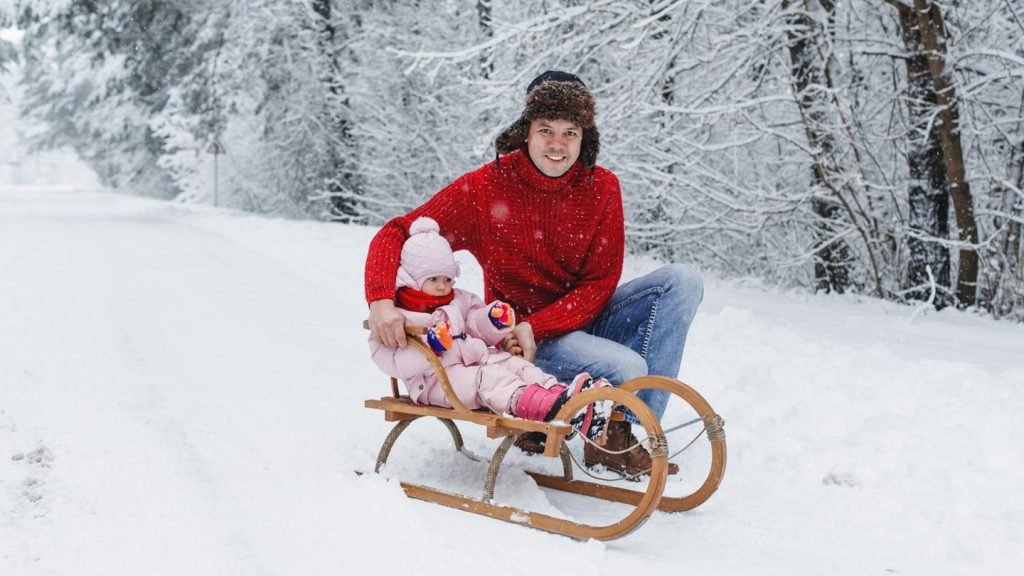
top-left (598, 349), bottom-right (648, 386)
top-left (663, 263), bottom-right (704, 299)
top-left (643, 263), bottom-right (703, 325)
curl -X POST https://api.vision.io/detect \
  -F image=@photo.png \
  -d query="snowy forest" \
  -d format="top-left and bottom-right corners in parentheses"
top-left (2, 0), bottom-right (1023, 320)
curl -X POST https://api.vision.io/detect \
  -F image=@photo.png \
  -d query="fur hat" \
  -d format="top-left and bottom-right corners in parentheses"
top-left (396, 217), bottom-right (460, 291)
top-left (495, 70), bottom-right (600, 169)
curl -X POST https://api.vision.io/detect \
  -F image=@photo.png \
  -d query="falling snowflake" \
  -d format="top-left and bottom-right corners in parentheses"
top-left (490, 201), bottom-right (510, 221)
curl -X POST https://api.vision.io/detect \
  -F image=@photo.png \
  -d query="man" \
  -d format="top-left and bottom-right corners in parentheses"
top-left (365, 70), bottom-right (703, 476)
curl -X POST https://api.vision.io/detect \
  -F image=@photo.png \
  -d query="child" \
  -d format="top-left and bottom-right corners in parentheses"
top-left (369, 217), bottom-right (609, 438)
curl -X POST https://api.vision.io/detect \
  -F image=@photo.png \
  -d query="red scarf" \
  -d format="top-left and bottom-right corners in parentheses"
top-left (396, 287), bottom-right (455, 313)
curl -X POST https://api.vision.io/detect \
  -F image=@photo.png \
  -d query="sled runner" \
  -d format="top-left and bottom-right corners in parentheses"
top-left (362, 323), bottom-right (727, 541)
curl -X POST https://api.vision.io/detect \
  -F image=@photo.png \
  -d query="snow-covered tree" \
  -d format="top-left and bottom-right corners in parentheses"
top-left (10, 0), bottom-right (1024, 320)
top-left (0, 7), bottom-right (15, 91)
top-left (15, 0), bottom-right (220, 197)
top-left (0, 38), bottom-right (14, 102)
top-left (0, 3), bottom-right (14, 83)
top-left (158, 0), bottom-right (352, 217)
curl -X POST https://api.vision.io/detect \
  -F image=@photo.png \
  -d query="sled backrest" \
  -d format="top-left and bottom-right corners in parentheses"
top-left (362, 321), bottom-right (474, 416)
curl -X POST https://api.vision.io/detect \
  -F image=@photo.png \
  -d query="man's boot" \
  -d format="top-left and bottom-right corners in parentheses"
top-left (584, 412), bottom-right (679, 479)
top-left (513, 431), bottom-right (547, 454)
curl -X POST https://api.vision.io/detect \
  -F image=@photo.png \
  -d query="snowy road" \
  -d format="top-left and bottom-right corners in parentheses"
top-left (2, 187), bottom-right (1022, 575)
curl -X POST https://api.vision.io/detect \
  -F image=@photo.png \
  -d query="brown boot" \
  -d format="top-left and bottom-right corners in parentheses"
top-left (584, 416), bottom-right (679, 479)
top-left (513, 431), bottom-right (547, 455)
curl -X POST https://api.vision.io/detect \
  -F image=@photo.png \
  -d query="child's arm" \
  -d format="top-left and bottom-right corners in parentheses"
top-left (463, 296), bottom-right (515, 347)
top-left (368, 337), bottom-right (432, 381)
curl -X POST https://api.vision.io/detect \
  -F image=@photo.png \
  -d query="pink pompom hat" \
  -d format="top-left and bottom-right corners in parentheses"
top-left (396, 217), bottom-right (461, 291)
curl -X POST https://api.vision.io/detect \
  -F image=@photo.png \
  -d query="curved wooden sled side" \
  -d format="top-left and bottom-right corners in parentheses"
top-left (363, 325), bottom-right (670, 541)
top-left (525, 375), bottom-right (727, 513)
top-left (385, 389), bottom-right (667, 541)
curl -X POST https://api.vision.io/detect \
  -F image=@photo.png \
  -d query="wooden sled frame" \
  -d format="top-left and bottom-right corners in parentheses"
top-left (363, 324), bottom-right (727, 541)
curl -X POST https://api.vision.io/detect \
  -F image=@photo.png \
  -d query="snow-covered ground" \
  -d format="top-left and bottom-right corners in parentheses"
top-left (1, 183), bottom-right (1022, 575)
top-left (3, 55), bottom-right (1023, 573)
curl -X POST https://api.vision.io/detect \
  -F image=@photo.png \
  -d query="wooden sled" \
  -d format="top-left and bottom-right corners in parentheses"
top-left (362, 323), bottom-right (727, 541)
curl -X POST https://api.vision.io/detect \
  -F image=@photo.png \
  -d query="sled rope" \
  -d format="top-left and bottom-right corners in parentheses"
top-left (375, 417), bottom-right (467, 473)
top-left (563, 447), bottom-right (634, 482)
top-left (483, 434), bottom-right (574, 501)
top-left (483, 435), bottom-right (516, 501)
top-left (567, 414), bottom-right (725, 481)
top-left (375, 419), bottom-right (415, 473)
top-left (660, 416), bottom-right (704, 435)
top-left (704, 415), bottom-right (726, 442)
top-left (575, 413), bottom-right (711, 456)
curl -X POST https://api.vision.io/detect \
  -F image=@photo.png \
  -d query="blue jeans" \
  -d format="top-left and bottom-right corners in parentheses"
top-left (532, 264), bottom-right (704, 424)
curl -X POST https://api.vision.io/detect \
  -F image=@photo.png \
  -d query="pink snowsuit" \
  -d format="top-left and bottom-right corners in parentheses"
top-left (369, 289), bottom-right (560, 414)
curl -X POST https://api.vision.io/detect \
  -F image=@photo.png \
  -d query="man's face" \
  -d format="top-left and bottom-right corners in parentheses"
top-left (526, 118), bottom-right (582, 177)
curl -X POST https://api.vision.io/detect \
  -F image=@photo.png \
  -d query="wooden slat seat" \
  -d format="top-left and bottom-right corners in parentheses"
top-left (364, 395), bottom-right (573, 440)
top-left (362, 321), bottom-right (574, 453)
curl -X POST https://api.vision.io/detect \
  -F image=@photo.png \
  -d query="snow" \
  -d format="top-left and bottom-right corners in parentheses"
top-left (1, 182), bottom-right (1021, 575)
top-left (0, 59), bottom-right (101, 190)
top-left (2, 75), bottom-right (1023, 573)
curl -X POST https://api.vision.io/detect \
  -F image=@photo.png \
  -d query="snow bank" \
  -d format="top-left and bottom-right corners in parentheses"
top-left (1, 188), bottom-right (1021, 575)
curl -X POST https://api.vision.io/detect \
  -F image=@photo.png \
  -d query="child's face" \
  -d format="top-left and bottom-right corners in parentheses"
top-left (420, 276), bottom-right (454, 297)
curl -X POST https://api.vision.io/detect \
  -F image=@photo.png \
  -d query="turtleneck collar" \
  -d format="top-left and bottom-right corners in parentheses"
top-left (508, 149), bottom-right (581, 194)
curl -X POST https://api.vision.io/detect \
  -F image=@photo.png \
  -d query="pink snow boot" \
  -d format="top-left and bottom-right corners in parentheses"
top-left (513, 373), bottom-right (612, 447)
top-left (514, 383), bottom-right (570, 422)
top-left (566, 374), bottom-right (613, 442)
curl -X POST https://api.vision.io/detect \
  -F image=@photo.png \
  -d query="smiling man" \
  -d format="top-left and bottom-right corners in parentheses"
top-left (364, 71), bottom-right (704, 477)
top-left (526, 118), bottom-right (580, 177)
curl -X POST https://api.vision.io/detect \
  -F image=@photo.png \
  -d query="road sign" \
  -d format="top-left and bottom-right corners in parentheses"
top-left (207, 138), bottom-right (226, 206)
top-left (206, 139), bottom-right (226, 155)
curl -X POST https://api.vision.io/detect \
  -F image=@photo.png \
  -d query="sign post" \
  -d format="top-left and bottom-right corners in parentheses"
top-left (206, 138), bottom-right (227, 206)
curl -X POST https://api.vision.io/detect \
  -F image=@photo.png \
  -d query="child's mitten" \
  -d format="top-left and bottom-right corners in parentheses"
top-left (488, 302), bottom-right (515, 328)
top-left (426, 320), bottom-right (454, 354)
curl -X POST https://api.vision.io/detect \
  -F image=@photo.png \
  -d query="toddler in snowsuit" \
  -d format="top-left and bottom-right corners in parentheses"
top-left (369, 217), bottom-right (608, 435)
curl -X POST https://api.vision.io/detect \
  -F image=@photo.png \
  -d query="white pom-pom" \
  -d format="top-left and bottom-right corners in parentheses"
top-left (409, 217), bottom-right (440, 236)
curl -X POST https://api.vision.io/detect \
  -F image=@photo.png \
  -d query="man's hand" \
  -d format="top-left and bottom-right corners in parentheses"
top-left (500, 322), bottom-right (536, 362)
top-left (368, 299), bottom-right (407, 348)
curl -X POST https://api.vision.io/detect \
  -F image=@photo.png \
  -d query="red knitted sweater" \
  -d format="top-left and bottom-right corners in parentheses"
top-left (364, 149), bottom-right (625, 341)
